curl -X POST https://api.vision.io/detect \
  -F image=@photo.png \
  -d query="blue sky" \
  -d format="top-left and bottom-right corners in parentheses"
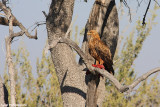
top-left (0, 0), bottom-right (160, 78)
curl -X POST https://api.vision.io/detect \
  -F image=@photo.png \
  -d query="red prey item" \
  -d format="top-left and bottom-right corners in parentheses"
top-left (86, 64), bottom-right (105, 75)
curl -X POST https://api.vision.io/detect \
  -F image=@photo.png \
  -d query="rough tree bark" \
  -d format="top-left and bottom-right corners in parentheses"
top-left (46, 0), bottom-right (87, 106)
top-left (46, 0), bottom-right (119, 106)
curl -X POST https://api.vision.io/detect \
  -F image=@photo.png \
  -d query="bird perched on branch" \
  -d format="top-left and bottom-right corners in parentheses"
top-left (87, 30), bottom-right (114, 75)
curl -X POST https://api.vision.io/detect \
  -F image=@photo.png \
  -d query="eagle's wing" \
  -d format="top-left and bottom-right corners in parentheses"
top-left (94, 40), bottom-right (113, 65)
top-left (94, 40), bottom-right (114, 74)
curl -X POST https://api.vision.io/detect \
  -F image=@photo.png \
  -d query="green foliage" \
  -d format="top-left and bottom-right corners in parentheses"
top-left (35, 49), bottom-right (62, 107)
top-left (128, 75), bottom-right (160, 107)
top-left (4, 42), bottom-right (62, 106)
top-left (103, 4), bottom-right (160, 107)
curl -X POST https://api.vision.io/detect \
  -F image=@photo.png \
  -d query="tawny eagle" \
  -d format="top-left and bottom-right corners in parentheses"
top-left (87, 30), bottom-right (114, 75)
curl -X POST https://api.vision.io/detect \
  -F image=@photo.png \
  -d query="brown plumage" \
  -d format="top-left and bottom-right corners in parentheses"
top-left (87, 30), bottom-right (114, 75)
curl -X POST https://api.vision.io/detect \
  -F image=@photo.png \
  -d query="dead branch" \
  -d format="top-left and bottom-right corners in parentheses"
top-left (42, 11), bottom-right (47, 18)
top-left (123, 0), bottom-right (132, 22)
top-left (0, 1), bottom-right (37, 39)
top-left (0, 16), bottom-right (18, 26)
top-left (142, 0), bottom-right (151, 26)
top-left (31, 21), bottom-right (46, 32)
top-left (56, 37), bottom-right (160, 93)
top-left (154, 0), bottom-right (160, 7)
top-left (136, 0), bottom-right (140, 6)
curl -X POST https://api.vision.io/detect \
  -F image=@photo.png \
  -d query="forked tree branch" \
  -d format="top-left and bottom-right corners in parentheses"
top-left (123, 0), bottom-right (132, 22)
top-left (0, 1), bottom-right (37, 39)
top-left (44, 16), bottom-right (77, 54)
top-left (30, 21), bottom-right (46, 32)
top-left (0, 16), bottom-right (18, 26)
top-left (51, 37), bottom-right (160, 93)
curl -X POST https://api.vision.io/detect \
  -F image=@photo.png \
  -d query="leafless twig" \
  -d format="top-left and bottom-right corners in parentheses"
top-left (42, 11), bottom-right (48, 18)
top-left (142, 0), bottom-right (151, 26)
top-left (123, 0), bottom-right (132, 22)
top-left (137, 0), bottom-right (140, 6)
top-left (136, 0), bottom-right (143, 12)
top-left (31, 21), bottom-right (46, 32)
top-left (153, 0), bottom-right (160, 7)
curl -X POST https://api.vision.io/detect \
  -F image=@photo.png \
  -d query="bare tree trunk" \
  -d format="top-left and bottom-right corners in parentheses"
top-left (0, 2), bottom-right (16, 105)
top-left (0, 76), bottom-right (9, 106)
top-left (86, 75), bottom-right (100, 107)
top-left (46, 0), bottom-right (87, 106)
top-left (5, 18), bottom-right (16, 106)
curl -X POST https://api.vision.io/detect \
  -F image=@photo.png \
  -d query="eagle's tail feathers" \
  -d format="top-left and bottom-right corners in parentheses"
top-left (104, 63), bottom-right (114, 75)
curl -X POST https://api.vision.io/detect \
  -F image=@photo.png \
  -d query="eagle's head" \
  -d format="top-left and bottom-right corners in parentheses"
top-left (87, 30), bottom-right (100, 40)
